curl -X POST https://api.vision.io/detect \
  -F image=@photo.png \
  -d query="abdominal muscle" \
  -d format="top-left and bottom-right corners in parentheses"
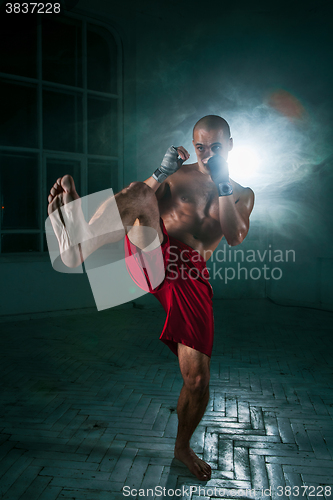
top-left (160, 206), bottom-right (223, 261)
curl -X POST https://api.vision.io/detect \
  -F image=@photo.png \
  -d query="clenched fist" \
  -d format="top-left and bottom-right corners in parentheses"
top-left (152, 146), bottom-right (190, 183)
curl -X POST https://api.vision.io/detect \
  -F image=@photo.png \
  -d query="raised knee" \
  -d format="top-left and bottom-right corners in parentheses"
top-left (125, 181), bottom-right (153, 198)
top-left (183, 372), bottom-right (210, 396)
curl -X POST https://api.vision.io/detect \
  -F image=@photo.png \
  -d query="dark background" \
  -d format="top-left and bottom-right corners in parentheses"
top-left (0, 0), bottom-right (332, 315)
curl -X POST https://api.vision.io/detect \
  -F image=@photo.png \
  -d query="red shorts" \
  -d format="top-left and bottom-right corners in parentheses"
top-left (124, 219), bottom-right (214, 358)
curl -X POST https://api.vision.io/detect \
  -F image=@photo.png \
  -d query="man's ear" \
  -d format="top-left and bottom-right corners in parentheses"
top-left (229, 137), bottom-right (233, 152)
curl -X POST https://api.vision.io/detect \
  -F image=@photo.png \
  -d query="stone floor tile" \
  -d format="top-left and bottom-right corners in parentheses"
top-left (0, 299), bottom-right (332, 499)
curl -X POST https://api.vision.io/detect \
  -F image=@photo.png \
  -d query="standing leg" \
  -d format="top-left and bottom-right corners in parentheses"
top-left (174, 343), bottom-right (211, 481)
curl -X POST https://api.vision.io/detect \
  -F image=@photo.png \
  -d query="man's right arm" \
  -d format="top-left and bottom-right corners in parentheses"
top-left (143, 175), bottom-right (162, 192)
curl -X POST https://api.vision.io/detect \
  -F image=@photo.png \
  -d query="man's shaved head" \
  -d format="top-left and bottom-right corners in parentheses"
top-left (193, 115), bottom-right (231, 139)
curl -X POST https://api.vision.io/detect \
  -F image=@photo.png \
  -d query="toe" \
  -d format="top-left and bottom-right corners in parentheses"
top-left (61, 175), bottom-right (75, 193)
top-left (194, 461), bottom-right (210, 480)
top-left (202, 465), bottom-right (210, 476)
top-left (200, 462), bottom-right (211, 477)
top-left (194, 465), bottom-right (207, 481)
top-left (204, 463), bottom-right (211, 473)
top-left (53, 180), bottom-right (61, 191)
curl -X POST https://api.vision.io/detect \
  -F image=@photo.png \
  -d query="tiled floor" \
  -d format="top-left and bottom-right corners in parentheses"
top-left (0, 298), bottom-right (333, 500)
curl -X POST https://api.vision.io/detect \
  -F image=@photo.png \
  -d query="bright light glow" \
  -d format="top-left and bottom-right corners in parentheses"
top-left (228, 146), bottom-right (260, 180)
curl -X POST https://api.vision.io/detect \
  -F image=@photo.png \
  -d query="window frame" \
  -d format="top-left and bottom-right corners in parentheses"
top-left (0, 11), bottom-right (123, 257)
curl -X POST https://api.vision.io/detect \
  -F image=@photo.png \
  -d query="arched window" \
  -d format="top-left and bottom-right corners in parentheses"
top-left (0, 11), bottom-right (121, 253)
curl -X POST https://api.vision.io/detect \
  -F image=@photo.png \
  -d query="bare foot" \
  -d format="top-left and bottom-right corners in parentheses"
top-left (48, 175), bottom-right (80, 216)
top-left (174, 446), bottom-right (211, 481)
top-left (47, 175), bottom-right (83, 268)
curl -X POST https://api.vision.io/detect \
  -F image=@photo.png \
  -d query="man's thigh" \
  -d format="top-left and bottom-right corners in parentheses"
top-left (127, 217), bottom-right (164, 251)
top-left (121, 183), bottom-right (164, 250)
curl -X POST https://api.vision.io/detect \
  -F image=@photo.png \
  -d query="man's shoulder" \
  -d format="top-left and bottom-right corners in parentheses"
top-left (177, 162), bottom-right (200, 174)
top-left (167, 163), bottom-right (203, 182)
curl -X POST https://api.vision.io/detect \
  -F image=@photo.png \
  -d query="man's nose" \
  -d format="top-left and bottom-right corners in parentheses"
top-left (205, 151), bottom-right (214, 160)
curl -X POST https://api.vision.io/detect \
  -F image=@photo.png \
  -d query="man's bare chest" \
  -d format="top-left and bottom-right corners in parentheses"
top-left (155, 166), bottom-right (242, 255)
top-left (159, 174), bottom-right (220, 219)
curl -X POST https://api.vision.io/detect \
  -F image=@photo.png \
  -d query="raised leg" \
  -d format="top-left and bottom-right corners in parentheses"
top-left (174, 343), bottom-right (211, 481)
top-left (47, 176), bottom-right (163, 267)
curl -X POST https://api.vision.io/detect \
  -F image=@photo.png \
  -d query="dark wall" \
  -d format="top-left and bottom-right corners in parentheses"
top-left (131, 0), bottom-right (333, 306)
top-left (1, 0), bottom-right (332, 316)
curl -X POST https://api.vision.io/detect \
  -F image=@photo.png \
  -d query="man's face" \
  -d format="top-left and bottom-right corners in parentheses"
top-left (192, 127), bottom-right (233, 167)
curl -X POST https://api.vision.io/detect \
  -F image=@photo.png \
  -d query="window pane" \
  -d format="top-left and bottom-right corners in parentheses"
top-left (47, 158), bottom-right (81, 198)
top-left (1, 234), bottom-right (40, 253)
top-left (88, 98), bottom-right (118, 156)
top-left (0, 80), bottom-right (38, 148)
top-left (0, 13), bottom-right (37, 78)
top-left (87, 26), bottom-right (117, 94)
top-left (0, 153), bottom-right (39, 230)
top-left (43, 90), bottom-right (83, 152)
top-left (88, 160), bottom-right (118, 195)
top-left (42, 17), bottom-right (82, 87)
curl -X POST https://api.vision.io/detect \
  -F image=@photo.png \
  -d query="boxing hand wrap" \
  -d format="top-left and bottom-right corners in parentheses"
top-left (207, 155), bottom-right (233, 197)
top-left (152, 146), bottom-right (183, 183)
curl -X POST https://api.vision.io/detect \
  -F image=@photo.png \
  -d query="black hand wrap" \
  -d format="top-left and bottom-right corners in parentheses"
top-left (152, 146), bottom-right (183, 183)
top-left (207, 155), bottom-right (233, 197)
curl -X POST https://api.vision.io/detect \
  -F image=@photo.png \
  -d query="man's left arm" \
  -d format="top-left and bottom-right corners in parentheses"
top-left (219, 188), bottom-right (255, 246)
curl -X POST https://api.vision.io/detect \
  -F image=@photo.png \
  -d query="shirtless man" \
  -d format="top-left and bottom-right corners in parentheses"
top-left (47, 115), bottom-right (255, 481)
